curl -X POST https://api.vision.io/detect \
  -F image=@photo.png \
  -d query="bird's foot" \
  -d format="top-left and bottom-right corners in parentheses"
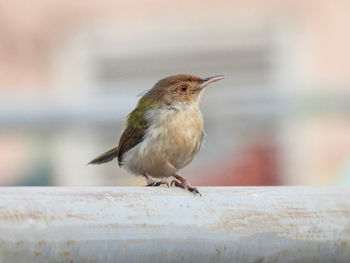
top-left (146, 179), bottom-right (169, 187)
top-left (144, 175), bottom-right (169, 187)
top-left (171, 174), bottom-right (201, 196)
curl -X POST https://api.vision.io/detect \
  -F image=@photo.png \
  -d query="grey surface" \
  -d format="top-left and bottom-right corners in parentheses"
top-left (0, 187), bottom-right (349, 263)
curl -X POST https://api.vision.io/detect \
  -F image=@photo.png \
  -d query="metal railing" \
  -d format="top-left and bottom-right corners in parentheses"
top-left (0, 187), bottom-right (349, 262)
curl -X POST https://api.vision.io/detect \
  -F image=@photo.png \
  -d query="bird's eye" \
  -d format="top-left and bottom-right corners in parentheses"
top-left (180, 85), bottom-right (188, 92)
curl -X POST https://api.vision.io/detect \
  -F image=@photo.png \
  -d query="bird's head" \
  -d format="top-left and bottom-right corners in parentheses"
top-left (143, 74), bottom-right (224, 108)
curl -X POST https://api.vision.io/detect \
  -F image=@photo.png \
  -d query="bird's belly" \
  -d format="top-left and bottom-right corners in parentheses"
top-left (121, 108), bottom-right (204, 178)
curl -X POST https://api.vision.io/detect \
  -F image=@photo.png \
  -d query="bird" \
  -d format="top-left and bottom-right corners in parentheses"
top-left (89, 74), bottom-right (224, 194)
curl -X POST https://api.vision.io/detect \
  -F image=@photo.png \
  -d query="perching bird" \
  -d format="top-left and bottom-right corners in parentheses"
top-left (89, 74), bottom-right (224, 194)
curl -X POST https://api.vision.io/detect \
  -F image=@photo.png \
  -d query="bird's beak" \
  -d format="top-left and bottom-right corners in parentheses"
top-left (199, 75), bottom-right (224, 89)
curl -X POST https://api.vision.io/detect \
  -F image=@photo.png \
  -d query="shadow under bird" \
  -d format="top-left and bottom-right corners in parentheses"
top-left (89, 74), bottom-right (224, 194)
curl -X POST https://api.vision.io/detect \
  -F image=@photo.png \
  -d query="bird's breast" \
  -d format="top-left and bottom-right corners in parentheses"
top-left (120, 105), bottom-right (204, 177)
top-left (144, 106), bottom-right (204, 168)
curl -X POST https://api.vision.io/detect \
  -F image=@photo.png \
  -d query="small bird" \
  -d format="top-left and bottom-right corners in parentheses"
top-left (89, 74), bottom-right (224, 194)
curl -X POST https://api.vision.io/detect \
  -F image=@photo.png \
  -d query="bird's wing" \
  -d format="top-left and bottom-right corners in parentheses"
top-left (117, 123), bottom-right (147, 166)
top-left (117, 97), bottom-right (159, 166)
top-left (117, 102), bottom-right (150, 166)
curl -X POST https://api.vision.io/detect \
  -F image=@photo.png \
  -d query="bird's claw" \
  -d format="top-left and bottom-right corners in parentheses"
top-left (187, 186), bottom-right (201, 195)
top-left (171, 179), bottom-right (201, 196)
top-left (146, 180), bottom-right (169, 187)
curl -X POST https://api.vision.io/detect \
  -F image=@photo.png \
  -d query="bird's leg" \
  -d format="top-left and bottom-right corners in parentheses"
top-left (171, 174), bottom-right (201, 195)
top-left (144, 174), bottom-right (169, 187)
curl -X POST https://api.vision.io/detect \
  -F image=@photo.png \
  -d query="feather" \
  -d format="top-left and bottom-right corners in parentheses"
top-left (88, 146), bottom-right (119, 165)
top-left (117, 97), bottom-right (159, 165)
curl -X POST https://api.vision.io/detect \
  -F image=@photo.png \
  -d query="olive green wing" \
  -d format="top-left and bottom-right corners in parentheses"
top-left (117, 123), bottom-right (147, 166)
top-left (117, 98), bottom-right (158, 166)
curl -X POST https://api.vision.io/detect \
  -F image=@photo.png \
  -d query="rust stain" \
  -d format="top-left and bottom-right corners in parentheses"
top-left (65, 213), bottom-right (90, 220)
top-left (34, 251), bottom-right (42, 257)
top-left (16, 241), bottom-right (24, 246)
top-left (344, 222), bottom-right (350, 235)
top-left (63, 251), bottom-right (70, 256)
top-left (66, 191), bottom-right (143, 202)
top-left (67, 240), bottom-right (74, 246)
top-left (0, 211), bottom-right (61, 226)
top-left (205, 208), bottom-right (350, 241)
top-left (341, 241), bottom-right (348, 247)
top-left (0, 212), bottom-right (40, 222)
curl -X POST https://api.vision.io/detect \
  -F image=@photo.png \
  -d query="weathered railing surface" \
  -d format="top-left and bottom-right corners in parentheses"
top-left (0, 187), bottom-right (349, 263)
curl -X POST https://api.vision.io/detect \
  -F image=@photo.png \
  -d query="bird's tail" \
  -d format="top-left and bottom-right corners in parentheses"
top-left (88, 147), bottom-right (119, 165)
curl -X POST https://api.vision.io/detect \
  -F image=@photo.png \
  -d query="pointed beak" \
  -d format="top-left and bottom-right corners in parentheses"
top-left (199, 75), bottom-right (224, 89)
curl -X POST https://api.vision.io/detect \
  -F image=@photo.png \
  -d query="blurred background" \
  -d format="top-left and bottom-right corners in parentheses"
top-left (0, 0), bottom-right (349, 186)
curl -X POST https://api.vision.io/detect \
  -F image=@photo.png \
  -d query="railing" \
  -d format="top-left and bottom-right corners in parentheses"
top-left (0, 187), bottom-right (349, 262)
